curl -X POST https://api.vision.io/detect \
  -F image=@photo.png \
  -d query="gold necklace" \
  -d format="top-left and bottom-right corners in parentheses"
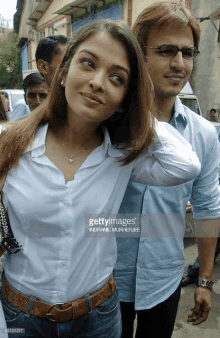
top-left (53, 134), bottom-right (87, 164)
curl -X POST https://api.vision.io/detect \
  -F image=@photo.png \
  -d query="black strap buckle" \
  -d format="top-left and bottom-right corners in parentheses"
top-left (1, 237), bottom-right (22, 254)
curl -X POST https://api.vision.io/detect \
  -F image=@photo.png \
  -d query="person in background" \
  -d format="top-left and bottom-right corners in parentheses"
top-left (114, 2), bottom-right (220, 338)
top-left (0, 19), bottom-right (200, 338)
top-left (36, 35), bottom-right (69, 86)
top-left (9, 73), bottom-right (48, 121)
top-left (207, 108), bottom-right (218, 122)
top-left (23, 73), bottom-right (48, 111)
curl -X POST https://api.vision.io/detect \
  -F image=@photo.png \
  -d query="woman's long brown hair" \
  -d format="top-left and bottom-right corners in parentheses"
top-left (0, 19), bottom-right (155, 178)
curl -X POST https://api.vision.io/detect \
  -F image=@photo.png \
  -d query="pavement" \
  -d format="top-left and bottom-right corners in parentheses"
top-left (172, 237), bottom-right (220, 338)
top-left (133, 236), bottom-right (220, 337)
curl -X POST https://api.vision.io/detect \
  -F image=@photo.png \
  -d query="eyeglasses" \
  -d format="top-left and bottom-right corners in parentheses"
top-left (149, 45), bottom-right (200, 59)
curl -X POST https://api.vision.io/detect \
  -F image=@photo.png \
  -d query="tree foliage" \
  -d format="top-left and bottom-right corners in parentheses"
top-left (0, 31), bottom-right (23, 89)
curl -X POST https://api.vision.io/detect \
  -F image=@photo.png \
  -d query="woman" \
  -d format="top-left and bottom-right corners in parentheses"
top-left (0, 20), bottom-right (200, 338)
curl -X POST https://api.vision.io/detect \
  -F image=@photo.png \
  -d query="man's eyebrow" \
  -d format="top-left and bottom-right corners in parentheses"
top-left (79, 49), bottom-right (130, 77)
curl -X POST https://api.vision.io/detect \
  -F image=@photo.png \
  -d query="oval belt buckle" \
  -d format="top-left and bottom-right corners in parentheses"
top-left (46, 302), bottom-right (64, 322)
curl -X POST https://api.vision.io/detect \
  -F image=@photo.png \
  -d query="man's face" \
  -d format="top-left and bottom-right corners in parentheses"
top-left (25, 82), bottom-right (48, 111)
top-left (210, 110), bottom-right (216, 118)
top-left (145, 24), bottom-right (194, 99)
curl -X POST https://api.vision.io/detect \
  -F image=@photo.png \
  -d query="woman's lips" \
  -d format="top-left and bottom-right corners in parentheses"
top-left (81, 93), bottom-right (103, 104)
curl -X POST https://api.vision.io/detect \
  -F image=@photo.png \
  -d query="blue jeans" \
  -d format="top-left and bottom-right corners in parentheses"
top-left (187, 237), bottom-right (220, 281)
top-left (1, 289), bottom-right (121, 338)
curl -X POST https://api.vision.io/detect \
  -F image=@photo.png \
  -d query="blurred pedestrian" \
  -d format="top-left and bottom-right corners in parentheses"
top-left (23, 73), bottom-right (48, 111)
top-left (207, 108), bottom-right (218, 122)
top-left (36, 35), bottom-right (69, 86)
top-left (9, 73), bottom-right (48, 121)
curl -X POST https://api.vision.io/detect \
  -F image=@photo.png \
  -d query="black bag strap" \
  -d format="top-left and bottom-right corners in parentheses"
top-left (0, 176), bottom-right (22, 257)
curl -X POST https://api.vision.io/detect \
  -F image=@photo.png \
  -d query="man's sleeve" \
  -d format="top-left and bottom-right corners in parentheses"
top-left (190, 130), bottom-right (220, 220)
top-left (9, 102), bottom-right (30, 122)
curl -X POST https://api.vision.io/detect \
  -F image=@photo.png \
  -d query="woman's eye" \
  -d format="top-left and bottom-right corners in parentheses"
top-left (111, 75), bottom-right (124, 84)
top-left (81, 59), bottom-right (93, 68)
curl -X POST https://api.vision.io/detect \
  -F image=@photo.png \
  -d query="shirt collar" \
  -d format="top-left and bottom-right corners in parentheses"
top-left (24, 124), bottom-right (48, 157)
top-left (24, 123), bottom-right (124, 159)
top-left (170, 96), bottom-right (188, 131)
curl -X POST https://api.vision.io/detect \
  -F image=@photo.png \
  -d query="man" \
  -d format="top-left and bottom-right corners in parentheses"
top-left (9, 73), bottom-right (48, 121)
top-left (114, 2), bottom-right (220, 338)
top-left (207, 108), bottom-right (218, 122)
top-left (36, 35), bottom-right (69, 86)
top-left (23, 72), bottom-right (48, 111)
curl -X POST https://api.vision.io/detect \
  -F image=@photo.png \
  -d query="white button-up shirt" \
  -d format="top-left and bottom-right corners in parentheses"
top-left (0, 121), bottom-right (200, 331)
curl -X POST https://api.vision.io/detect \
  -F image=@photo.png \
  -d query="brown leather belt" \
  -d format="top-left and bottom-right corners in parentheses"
top-left (2, 275), bottom-right (117, 322)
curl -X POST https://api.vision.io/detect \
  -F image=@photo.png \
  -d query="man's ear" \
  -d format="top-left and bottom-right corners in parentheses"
top-left (37, 59), bottom-right (51, 76)
top-left (24, 93), bottom-right (27, 105)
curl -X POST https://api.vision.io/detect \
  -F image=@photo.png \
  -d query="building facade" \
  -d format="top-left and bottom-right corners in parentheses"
top-left (191, 0), bottom-right (220, 118)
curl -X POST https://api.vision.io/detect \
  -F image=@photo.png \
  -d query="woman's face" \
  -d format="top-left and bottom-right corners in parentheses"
top-left (64, 31), bottom-right (131, 125)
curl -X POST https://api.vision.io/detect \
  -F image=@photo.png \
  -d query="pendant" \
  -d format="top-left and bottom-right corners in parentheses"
top-left (68, 157), bottom-right (74, 164)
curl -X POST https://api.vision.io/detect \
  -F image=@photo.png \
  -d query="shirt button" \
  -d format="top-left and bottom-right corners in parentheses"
top-left (64, 230), bottom-right (69, 236)
top-left (63, 200), bottom-right (69, 206)
top-left (139, 264), bottom-right (144, 269)
top-left (62, 262), bottom-right (67, 267)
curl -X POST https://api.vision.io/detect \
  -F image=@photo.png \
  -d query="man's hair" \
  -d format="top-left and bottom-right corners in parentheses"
top-left (23, 73), bottom-right (45, 94)
top-left (133, 1), bottom-right (201, 56)
top-left (210, 108), bottom-right (216, 113)
top-left (35, 35), bottom-right (69, 63)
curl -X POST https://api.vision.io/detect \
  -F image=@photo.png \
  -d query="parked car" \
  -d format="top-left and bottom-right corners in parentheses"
top-left (0, 89), bottom-right (25, 112)
top-left (178, 82), bottom-right (202, 116)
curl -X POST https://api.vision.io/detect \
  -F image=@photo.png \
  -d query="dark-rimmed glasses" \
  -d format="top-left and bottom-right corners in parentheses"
top-left (149, 45), bottom-right (200, 59)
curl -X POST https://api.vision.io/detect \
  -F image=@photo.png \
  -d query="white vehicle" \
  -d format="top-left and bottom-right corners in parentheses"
top-left (0, 89), bottom-right (25, 112)
top-left (178, 82), bottom-right (202, 116)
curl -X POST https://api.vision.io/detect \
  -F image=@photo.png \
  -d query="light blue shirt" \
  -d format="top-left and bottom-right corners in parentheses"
top-left (8, 100), bottom-right (30, 121)
top-left (0, 119), bottom-right (201, 330)
top-left (115, 97), bottom-right (220, 310)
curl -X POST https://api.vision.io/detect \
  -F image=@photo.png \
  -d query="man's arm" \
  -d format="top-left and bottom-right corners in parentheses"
top-left (187, 219), bottom-right (219, 325)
